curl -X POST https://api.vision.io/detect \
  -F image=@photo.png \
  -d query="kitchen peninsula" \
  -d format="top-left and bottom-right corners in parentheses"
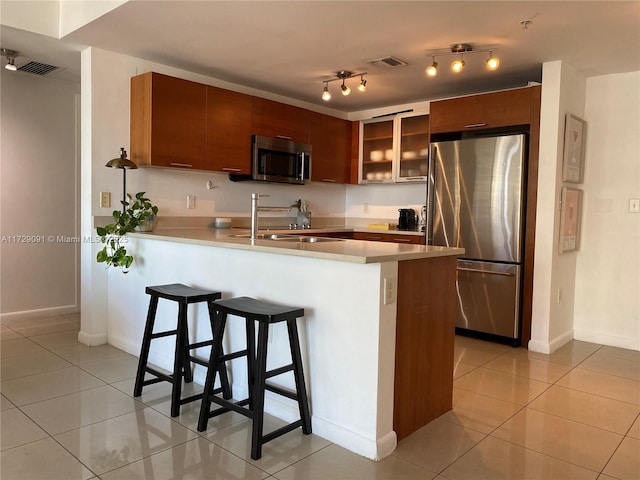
top-left (105, 227), bottom-right (462, 460)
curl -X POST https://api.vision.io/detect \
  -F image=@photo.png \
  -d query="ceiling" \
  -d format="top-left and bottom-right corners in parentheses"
top-left (3, 1), bottom-right (640, 112)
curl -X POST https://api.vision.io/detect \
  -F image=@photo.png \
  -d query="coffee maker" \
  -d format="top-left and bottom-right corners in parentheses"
top-left (419, 205), bottom-right (427, 232)
top-left (397, 208), bottom-right (416, 231)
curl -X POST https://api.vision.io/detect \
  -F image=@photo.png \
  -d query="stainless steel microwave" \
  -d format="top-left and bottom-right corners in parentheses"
top-left (251, 135), bottom-right (312, 185)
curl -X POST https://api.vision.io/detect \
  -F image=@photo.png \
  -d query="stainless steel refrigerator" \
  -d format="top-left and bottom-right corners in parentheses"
top-left (427, 134), bottom-right (526, 343)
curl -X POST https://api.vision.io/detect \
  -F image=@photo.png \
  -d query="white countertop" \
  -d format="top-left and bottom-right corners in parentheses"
top-left (129, 227), bottom-right (463, 264)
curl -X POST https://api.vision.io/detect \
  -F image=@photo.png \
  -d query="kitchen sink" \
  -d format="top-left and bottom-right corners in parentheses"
top-left (276, 236), bottom-right (344, 243)
top-left (229, 233), bottom-right (344, 242)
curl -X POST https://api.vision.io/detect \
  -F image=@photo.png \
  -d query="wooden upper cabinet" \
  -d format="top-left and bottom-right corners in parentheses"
top-left (252, 97), bottom-right (310, 144)
top-left (429, 87), bottom-right (537, 134)
top-left (309, 112), bottom-right (352, 184)
top-left (206, 86), bottom-right (253, 174)
top-left (130, 72), bottom-right (207, 169)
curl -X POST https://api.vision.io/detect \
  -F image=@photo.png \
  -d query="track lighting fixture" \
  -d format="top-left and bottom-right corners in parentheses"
top-left (341, 79), bottom-right (351, 96)
top-left (1, 48), bottom-right (19, 71)
top-left (486, 50), bottom-right (500, 70)
top-left (425, 44), bottom-right (500, 78)
top-left (425, 56), bottom-right (438, 77)
top-left (320, 70), bottom-right (367, 101)
top-left (322, 82), bottom-right (331, 101)
top-left (357, 74), bottom-right (367, 92)
top-left (451, 57), bottom-right (465, 73)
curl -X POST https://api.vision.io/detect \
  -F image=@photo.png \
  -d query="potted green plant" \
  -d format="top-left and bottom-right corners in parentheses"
top-left (96, 192), bottom-right (159, 273)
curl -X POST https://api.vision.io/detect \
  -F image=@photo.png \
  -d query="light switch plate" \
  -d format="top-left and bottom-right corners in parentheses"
top-left (100, 192), bottom-right (111, 208)
top-left (629, 198), bottom-right (640, 213)
top-left (383, 277), bottom-right (396, 305)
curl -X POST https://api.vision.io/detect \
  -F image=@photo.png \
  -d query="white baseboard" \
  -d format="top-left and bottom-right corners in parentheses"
top-left (528, 329), bottom-right (574, 354)
top-left (312, 415), bottom-right (397, 460)
top-left (0, 305), bottom-right (78, 322)
top-left (573, 328), bottom-right (640, 351)
top-left (77, 330), bottom-right (108, 346)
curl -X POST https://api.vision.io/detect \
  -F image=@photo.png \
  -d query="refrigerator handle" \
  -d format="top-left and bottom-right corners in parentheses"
top-left (425, 144), bottom-right (437, 245)
top-left (457, 267), bottom-right (516, 277)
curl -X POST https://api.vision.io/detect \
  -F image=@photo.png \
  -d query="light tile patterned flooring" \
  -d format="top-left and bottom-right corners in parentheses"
top-left (1, 313), bottom-right (639, 479)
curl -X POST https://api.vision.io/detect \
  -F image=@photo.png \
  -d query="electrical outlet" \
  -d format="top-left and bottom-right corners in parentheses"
top-left (383, 277), bottom-right (396, 305)
top-left (187, 195), bottom-right (196, 209)
top-left (556, 288), bottom-right (562, 304)
top-left (629, 198), bottom-right (640, 213)
top-left (100, 192), bottom-right (111, 208)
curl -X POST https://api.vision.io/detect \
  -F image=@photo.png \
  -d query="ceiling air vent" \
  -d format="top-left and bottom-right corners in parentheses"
top-left (366, 56), bottom-right (408, 68)
top-left (18, 61), bottom-right (60, 76)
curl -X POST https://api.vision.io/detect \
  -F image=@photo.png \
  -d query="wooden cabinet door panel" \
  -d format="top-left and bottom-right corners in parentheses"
top-left (130, 72), bottom-right (207, 169)
top-left (206, 86), bottom-right (252, 174)
top-left (252, 97), bottom-right (310, 143)
top-left (309, 112), bottom-right (352, 183)
top-left (429, 87), bottom-right (534, 134)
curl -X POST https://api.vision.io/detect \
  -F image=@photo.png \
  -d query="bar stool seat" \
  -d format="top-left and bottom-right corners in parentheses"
top-left (197, 296), bottom-right (312, 460)
top-left (133, 283), bottom-right (231, 417)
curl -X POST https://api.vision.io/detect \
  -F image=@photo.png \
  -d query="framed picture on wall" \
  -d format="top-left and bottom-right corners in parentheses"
top-left (562, 114), bottom-right (587, 183)
top-left (559, 187), bottom-right (583, 253)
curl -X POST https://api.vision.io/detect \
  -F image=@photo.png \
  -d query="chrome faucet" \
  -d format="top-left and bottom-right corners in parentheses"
top-left (250, 193), bottom-right (292, 240)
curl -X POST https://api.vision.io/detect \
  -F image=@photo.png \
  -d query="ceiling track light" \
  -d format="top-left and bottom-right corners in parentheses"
top-left (486, 50), bottom-right (500, 70)
top-left (424, 43), bottom-right (500, 78)
top-left (322, 82), bottom-right (331, 101)
top-left (425, 56), bottom-right (438, 77)
top-left (341, 79), bottom-right (351, 96)
top-left (357, 74), bottom-right (367, 92)
top-left (1, 48), bottom-right (19, 71)
top-left (320, 70), bottom-right (367, 101)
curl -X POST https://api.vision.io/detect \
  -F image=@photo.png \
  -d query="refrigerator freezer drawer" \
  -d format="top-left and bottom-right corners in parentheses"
top-left (456, 260), bottom-right (521, 339)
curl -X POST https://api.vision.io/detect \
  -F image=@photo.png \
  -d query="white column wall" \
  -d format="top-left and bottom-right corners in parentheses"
top-left (530, 61), bottom-right (586, 353)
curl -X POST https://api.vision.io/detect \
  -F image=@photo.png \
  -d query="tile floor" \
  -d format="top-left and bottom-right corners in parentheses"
top-left (1, 313), bottom-right (639, 479)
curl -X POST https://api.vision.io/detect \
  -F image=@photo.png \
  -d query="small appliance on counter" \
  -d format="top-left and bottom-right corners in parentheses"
top-left (397, 208), bottom-right (416, 231)
top-left (419, 205), bottom-right (427, 232)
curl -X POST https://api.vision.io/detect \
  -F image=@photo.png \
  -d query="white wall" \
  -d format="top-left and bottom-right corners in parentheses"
top-left (0, 68), bottom-right (80, 317)
top-left (530, 61), bottom-right (586, 353)
top-left (573, 72), bottom-right (640, 350)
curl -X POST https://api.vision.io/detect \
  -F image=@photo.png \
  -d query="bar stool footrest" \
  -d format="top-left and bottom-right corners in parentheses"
top-left (265, 382), bottom-right (299, 401)
top-left (262, 420), bottom-right (305, 446)
top-left (150, 330), bottom-right (178, 339)
top-left (200, 397), bottom-right (251, 424)
top-left (265, 363), bottom-right (294, 379)
top-left (144, 367), bottom-right (172, 383)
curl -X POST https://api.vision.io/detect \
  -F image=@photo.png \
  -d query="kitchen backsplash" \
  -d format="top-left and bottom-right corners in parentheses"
top-left (98, 165), bottom-right (427, 223)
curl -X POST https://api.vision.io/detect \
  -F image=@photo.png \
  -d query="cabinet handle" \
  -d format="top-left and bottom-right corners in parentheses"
top-left (391, 238), bottom-right (412, 243)
top-left (464, 123), bottom-right (488, 129)
top-left (367, 236), bottom-right (383, 240)
top-left (170, 162), bottom-right (193, 168)
top-left (321, 178), bottom-right (336, 183)
top-left (222, 167), bottom-right (242, 172)
top-left (403, 177), bottom-right (424, 181)
top-left (275, 135), bottom-right (293, 140)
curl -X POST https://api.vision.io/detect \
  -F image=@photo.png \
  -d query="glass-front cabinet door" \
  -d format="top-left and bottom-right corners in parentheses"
top-left (359, 113), bottom-right (429, 184)
top-left (359, 118), bottom-right (394, 183)
top-left (396, 113), bottom-right (429, 182)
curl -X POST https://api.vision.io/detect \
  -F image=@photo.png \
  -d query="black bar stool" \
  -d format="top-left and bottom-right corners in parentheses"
top-left (197, 296), bottom-right (312, 460)
top-left (133, 283), bottom-right (231, 417)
